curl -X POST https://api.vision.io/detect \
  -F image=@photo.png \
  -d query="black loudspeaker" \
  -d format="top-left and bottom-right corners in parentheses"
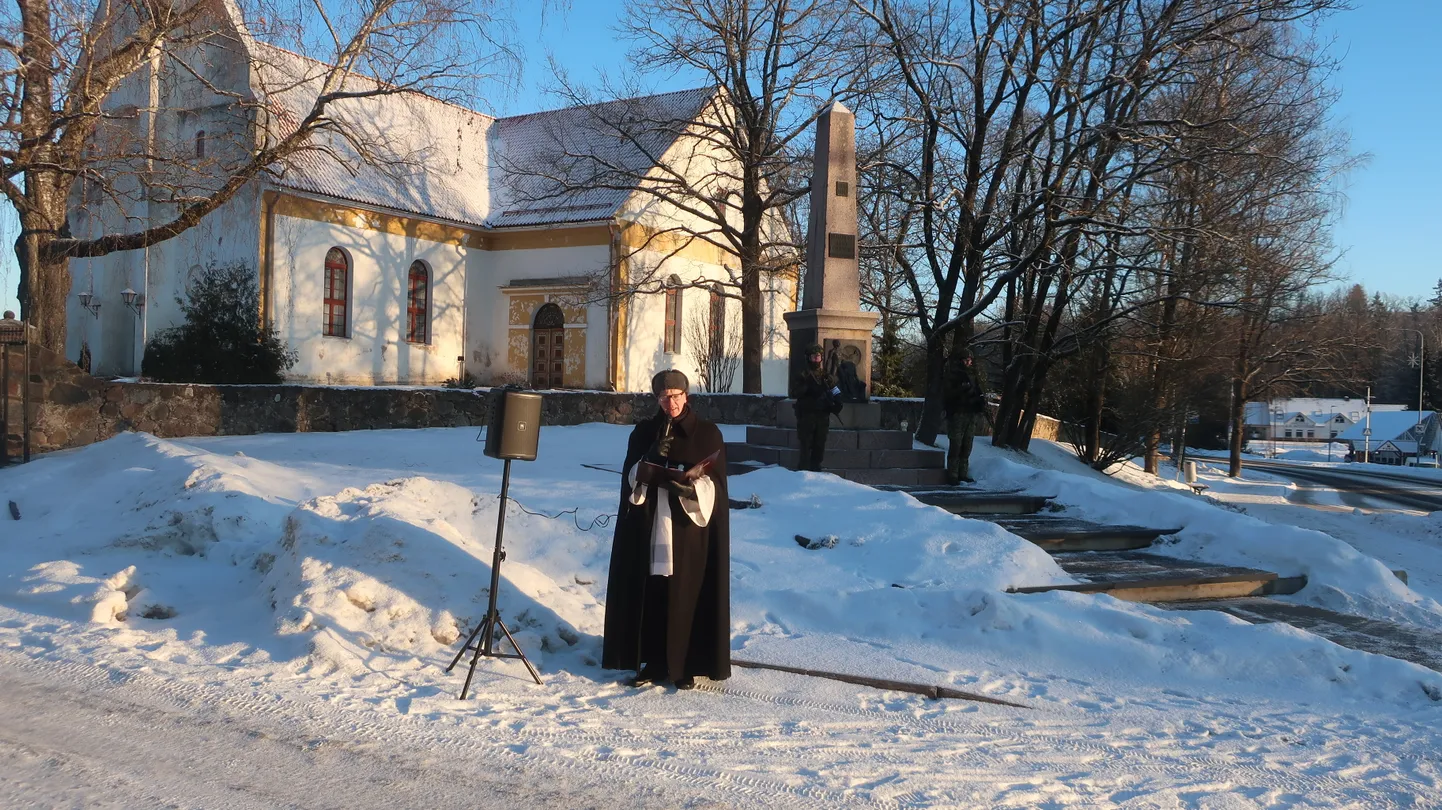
top-left (484, 389), bottom-right (543, 461)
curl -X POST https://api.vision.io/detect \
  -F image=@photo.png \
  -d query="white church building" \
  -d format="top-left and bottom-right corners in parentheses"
top-left (66, 4), bottom-right (795, 393)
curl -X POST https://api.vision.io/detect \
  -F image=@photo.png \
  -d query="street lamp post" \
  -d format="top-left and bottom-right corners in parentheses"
top-left (1327, 407), bottom-right (1334, 462)
top-left (1272, 407), bottom-right (1283, 458)
top-left (1364, 386), bottom-right (1372, 464)
top-left (1391, 328), bottom-right (1426, 425)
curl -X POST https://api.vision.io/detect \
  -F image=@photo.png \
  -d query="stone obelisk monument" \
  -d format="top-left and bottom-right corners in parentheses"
top-left (783, 101), bottom-right (880, 404)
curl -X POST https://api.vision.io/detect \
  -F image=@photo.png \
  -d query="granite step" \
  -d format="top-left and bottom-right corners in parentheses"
top-left (989, 516), bottom-right (1181, 552)
top-left (832, 467), bottom-right (949, 486)
top-left (1009, 551), bottom-right (1304, 603)
top-left (725, 461), bottom-right (947, 486)
top-left (908, 489), bottom-right (1053, 515)
top-left (725, 441), bottom-right (944, 471)
top-left (776, 401), bottom-right (882, 429)
top-left (745, 425), bottom-right (914, 450)
top-left (1160, 597), bottom-right (1442, 672)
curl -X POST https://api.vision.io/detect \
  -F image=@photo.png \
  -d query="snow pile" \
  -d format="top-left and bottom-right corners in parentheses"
top-left (976, 442), bottom-right (1442, 629)
top-left (1, 427), bottom-right (1440, 709)
top-left (264, 476), bottom-right (605, 675)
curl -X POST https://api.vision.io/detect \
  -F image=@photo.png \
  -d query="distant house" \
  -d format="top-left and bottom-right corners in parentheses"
top-left (1369, 441), bottom-right (1413, 466)
top-left (1335, 411), bottom-right (1440, 464)
top-left (1243, 398), bottom-right (1409, 442)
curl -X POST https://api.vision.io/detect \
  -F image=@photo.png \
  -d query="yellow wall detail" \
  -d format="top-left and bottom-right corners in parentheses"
top-left (617, 220), bottom-right (738, 269)
top-left (562, 328), bottom-right (587, 387)
top-left (506, 329), bottom-right (530, 376)
top-left (273, 193), bottom-right (486, 248)
top-left (508, 294), bottom-right (547, 327)
top-left (503, 291), bottom-right (589, 387)
top-left (613, 249), bottom-right (629, 391)
top-left (270, 192), bottom-right (611, 251)
top-left (560, 301), bottom-right (588, 325)
top-left (483, 226), bottom-right (610, 251)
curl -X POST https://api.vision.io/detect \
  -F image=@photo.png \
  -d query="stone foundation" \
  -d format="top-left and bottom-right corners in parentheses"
top-left (0, 342), bottom-right (1057, 457)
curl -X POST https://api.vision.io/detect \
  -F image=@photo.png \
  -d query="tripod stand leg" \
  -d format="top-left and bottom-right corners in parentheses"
top-left (445, 615), bottom-right (489, 673)
top-left (493, 615), bottom-right (543, 685)
top-left (456, 612), bottom-right (496, 700)
top-left (446, 458), bottom-right (545, 695)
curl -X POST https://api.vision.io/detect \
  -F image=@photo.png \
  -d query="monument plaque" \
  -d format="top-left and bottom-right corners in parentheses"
top-left (783, 101), bottom-right (880, 402)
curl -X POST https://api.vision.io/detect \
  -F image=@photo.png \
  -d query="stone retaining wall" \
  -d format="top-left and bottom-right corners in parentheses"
top-left (1, 342), bottom-right (1055, 455)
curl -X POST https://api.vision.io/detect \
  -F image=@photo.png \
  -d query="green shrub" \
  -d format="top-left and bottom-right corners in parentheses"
top-left (143, 261), bottom-right (297, 384)
top-left (442, 372), bottom-right (478, 389)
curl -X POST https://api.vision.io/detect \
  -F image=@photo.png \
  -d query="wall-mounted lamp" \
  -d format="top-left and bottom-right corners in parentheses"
top-left (121, 287), bottom-right (144, 315)
top-left (77, 290), bottom-right (101, 318)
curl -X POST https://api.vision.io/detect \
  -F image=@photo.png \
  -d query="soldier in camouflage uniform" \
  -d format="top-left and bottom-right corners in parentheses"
top-left (792, 344), bottom-right (842, 472)
top-left (943, 347), bottom-right (986, 484)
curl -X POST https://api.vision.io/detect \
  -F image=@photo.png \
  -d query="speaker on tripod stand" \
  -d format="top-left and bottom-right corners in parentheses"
top-left (446, 387), bottom-right (544, 697)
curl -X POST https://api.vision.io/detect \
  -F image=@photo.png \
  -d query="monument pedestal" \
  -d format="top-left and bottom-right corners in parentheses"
top-left (726, 399), bottom-right (944, 486)
top-left (776, 400), bottom-right (880, 430)
top-left (783, 308), bottom-right (880, 399)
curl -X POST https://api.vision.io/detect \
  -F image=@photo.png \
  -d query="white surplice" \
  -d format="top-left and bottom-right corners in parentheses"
top-left (626, 464), bottom-right (716, 576)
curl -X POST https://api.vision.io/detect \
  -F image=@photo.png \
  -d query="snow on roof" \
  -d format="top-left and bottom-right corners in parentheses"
top-left (252, 41), bottom-right (495, 228)
top-left (1242, 399), bottom-right (1393, 426)
top-left (488, 88), bottom-right (713, 228)
top-left (1336, 411), bottom-right (1435, 443)
top-left (249, 40), bottom-right (709, 231)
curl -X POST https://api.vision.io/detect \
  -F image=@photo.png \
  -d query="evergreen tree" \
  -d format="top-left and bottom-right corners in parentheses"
top-left (143, 262), bottom-right (296, 384)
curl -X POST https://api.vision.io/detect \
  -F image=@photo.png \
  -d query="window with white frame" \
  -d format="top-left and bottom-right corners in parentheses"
top-left (663, 288), bottom-right (682, 354)
top-left (406, 261), bottom-right (429, 343)
top-left (323, 247), bottom-right (349, 337)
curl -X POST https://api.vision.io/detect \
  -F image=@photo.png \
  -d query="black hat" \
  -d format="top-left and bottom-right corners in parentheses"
top-left (651, 369), bottom-right (690, 394)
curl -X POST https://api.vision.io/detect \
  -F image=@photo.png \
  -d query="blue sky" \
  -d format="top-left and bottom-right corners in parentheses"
top-left (1315, 0), bottom-right (1442, 302)
top-left (3, 1), bottom-right (1436, 317)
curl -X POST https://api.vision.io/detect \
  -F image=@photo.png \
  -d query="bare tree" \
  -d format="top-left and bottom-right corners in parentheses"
top-left (508, 0), bottom-right (869, 393)
top-left (852, 0), bottom-right (1347, 450)
top-left (857, 115), bottom-right (923, 395)
top-left (2, 0), bottom-right (515, 351)
top-left (686, 284), bottom-right (743, 391)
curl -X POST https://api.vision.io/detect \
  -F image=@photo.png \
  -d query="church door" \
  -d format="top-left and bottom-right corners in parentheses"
top-left (531, 303), bottom-right (566, 388)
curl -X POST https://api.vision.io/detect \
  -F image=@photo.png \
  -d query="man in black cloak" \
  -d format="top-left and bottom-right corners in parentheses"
top-left (602, 369), bottom-right (731, 690)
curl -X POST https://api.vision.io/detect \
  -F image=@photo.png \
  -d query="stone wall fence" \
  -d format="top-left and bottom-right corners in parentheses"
top-left (2, 341), bottom-right (1056, 458)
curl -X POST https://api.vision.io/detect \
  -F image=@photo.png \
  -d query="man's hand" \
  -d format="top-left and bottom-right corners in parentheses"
top-left (666, 479), bottom-right (697, 500)
top-left (656, 434), bottom-right (675, 459)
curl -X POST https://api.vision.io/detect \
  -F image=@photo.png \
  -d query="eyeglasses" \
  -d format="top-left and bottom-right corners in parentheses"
top-left (656, 392), bottom-right (687, 403)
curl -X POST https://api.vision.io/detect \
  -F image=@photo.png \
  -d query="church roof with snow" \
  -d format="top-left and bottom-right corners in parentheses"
top-left (489, 88), bottom-right (713, 228)
top-left (249, 41), bottom-right (711, 231)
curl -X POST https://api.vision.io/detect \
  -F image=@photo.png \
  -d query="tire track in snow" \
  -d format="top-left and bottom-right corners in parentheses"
top-left (0, 646), bottom-right (859, 809)
top-left (3, 627), bottom-right (1435, 809)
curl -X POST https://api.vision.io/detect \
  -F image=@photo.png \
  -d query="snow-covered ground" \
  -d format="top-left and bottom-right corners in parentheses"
top-left (1238, 441), bottom-right (1350, 463)
top-left (1116, 450), bottom-right (1442, 604)
top-left (3, 426), bottom-right (1441, 808)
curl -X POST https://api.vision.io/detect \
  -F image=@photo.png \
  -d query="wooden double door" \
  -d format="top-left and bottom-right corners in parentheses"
top-left (531, 303), bottom-right (566, 388)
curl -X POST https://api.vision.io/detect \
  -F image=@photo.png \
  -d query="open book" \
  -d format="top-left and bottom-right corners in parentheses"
top-left (636, 449), bottom-right (721, 486)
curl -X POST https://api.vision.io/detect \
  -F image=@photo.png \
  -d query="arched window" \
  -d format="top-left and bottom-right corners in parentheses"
top-left (709, 283), bottom-right (725, 347)
top-left (195, 130), bottom-right (206, 159)
top-left (664, 286), bottom-right (682, 354)
top-left (406, 261), bottom-right (429, 343)
top-left (323, 247), bottom-right (349, 337)
top-left (532, 303), bottom-right (566, 388)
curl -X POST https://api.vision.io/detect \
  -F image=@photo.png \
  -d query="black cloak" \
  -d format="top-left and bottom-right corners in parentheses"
top-left (601, 405), bottom-right (731, 681)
